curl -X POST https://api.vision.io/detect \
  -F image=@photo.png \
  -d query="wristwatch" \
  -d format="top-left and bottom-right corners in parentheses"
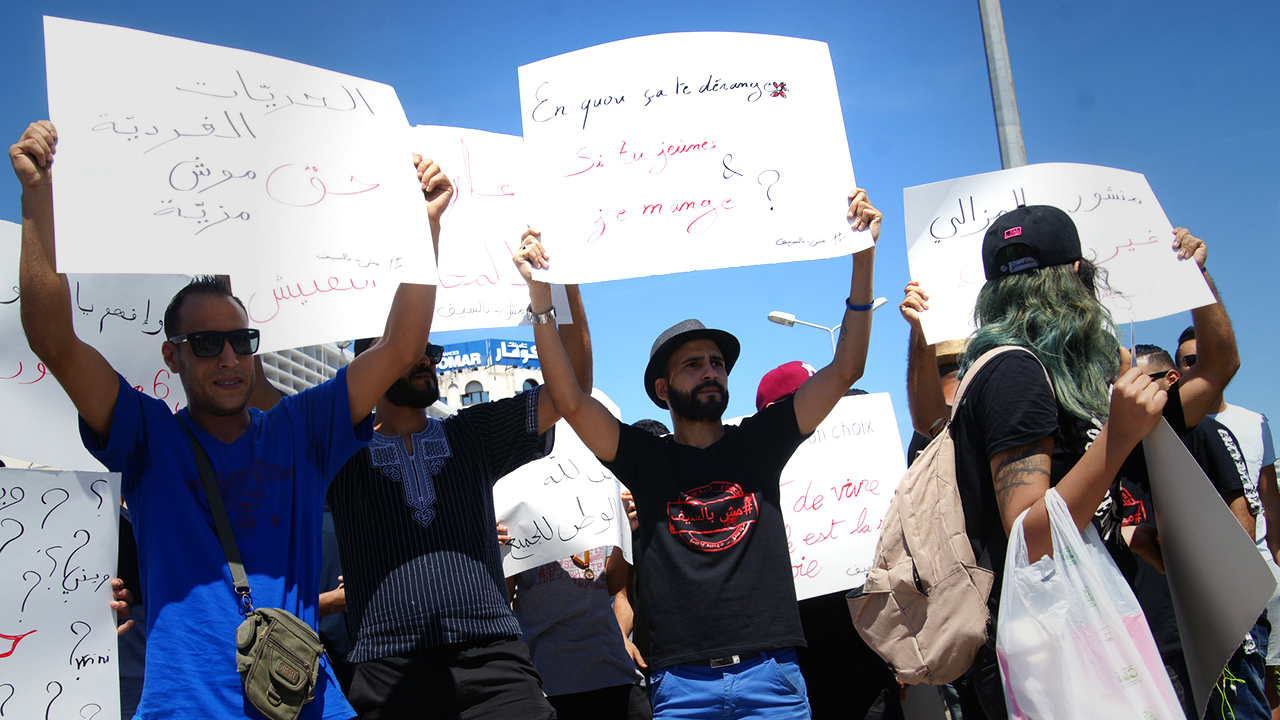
top-left (527, 305), bottom-right (556, 325)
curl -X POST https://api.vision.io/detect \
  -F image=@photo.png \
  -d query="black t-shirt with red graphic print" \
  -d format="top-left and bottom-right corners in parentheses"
top-left (601, 394), bottom-right (809, 669)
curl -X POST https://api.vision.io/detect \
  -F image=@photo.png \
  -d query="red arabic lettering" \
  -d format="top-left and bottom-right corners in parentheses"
top-left (18, 363), bottom-right (48, 384)
top-left (247, 277), bottom-right (378, 323)
top-left (153, 370), bottom-right (172, 401)
top-left (266, 164), bottom-right (380, 207)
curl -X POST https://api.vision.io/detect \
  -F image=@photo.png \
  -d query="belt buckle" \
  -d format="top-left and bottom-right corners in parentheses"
top-left (709, 654), bottom-right (741, 669)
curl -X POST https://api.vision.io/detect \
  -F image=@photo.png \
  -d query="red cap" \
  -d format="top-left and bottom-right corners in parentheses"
top-left (756, 361), bottom-right (817, 411)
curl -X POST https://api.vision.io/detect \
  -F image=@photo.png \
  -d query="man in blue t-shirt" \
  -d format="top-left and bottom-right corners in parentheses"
top-left (11, 120), bottom-right (453, 720)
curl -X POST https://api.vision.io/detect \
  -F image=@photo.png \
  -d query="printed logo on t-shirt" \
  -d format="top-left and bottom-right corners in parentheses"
top-left (186, 459), bottom-right (293, 534)
top-left (1119, 486), bottom-right (1146, 527)
top-left (1218, 428), bottom-right (1259, 511)
top-left (667, 482), bottom-right (758, 552)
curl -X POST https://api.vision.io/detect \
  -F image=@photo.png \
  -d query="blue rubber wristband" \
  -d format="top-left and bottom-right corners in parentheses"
top-left (845, 298), bottom-right (874, 312)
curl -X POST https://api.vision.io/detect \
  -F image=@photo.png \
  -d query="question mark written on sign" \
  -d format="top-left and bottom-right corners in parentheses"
top-left (757, 170), bottom-right (781, 210)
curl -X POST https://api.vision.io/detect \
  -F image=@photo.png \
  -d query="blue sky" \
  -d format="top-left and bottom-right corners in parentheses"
top-left (3, 0), bottom-right (1277, 446)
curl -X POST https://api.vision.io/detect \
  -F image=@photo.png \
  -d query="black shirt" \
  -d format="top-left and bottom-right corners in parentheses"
top-left (602, 395), bottom-right (809, 669)
top-left (951, 350), bottom-right (1103, 625)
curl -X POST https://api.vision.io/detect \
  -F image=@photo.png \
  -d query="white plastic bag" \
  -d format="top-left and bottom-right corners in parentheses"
top-left (996, 489), bottom-right (1183, 719)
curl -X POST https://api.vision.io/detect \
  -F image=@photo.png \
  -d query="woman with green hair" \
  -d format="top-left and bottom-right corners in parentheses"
top-left (947, 205), bottom-right (1167, 718)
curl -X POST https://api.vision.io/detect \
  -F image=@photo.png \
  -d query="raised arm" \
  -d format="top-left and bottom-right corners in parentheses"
top-left (792, 188), bottom-right (880, 434)
top-left (344, 155), bottom-right (452, 424)
top-left (901, 281), bottom-right (949, 437)
top-left (515, 231), bottom-right (620, 462)
top-left (1172, 229), bottom-right (1239, 427)
top-left (12, 121), bottom-right (120, 440)
top-left (534, 283), bottom-right (593, 434)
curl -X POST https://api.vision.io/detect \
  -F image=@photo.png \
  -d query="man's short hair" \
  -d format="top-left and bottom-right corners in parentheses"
top-left (163, 276), bottom-right (246, 339)
top-left (1177, 326), bottom-right (1196, 347)
top-left (1135, 343), bottom-right (1174, 372)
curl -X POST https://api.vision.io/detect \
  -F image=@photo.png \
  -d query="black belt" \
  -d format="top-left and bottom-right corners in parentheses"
top-left (697, 654), bottom-right (742, 668)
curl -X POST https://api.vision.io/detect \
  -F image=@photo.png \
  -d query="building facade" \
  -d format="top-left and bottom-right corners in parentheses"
top-left (262, 338), bottom-right (543, 416)
top-left (437, 338), bottom-right (542, 407)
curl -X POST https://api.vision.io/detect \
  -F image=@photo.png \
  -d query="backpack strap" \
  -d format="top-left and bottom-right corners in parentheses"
top-left (950, 345), bottom-right (1054, 422)
top-left (949, 346), bottom-right (1054, 579)
top-left (179, 417), bottom-right (255, 614)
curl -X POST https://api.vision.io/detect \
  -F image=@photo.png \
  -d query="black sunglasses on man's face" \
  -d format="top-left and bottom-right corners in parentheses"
top-left (168, 329), bottom-right (261, 358)
top-left (425, 344), bottom-right (444, 365)
top-left (1181, 353), bottom-right (1197, 368)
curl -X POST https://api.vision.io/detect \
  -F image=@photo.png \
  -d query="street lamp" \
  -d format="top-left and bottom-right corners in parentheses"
top-left (767, 298), bottom-right (888, 354)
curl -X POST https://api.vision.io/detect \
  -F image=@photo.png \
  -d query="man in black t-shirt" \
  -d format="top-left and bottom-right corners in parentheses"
top-left (514, 189), bottom-right (883, 719)
top-left (1126, 344), bottom-right (1266, 720)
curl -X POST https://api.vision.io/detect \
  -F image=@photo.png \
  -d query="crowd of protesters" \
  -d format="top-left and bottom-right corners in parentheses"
top-left (9, 117), bottom-right (1275, 720)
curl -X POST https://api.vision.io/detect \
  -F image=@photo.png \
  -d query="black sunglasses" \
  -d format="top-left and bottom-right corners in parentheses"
top-left (168, 329), bottom-right (261, 358)
top-left (1181, 353), bottom-right (1197, 368)
top-left (425, 344), bottom-right (444, 364)
top-left (1147, 372), bottom-right (1168, 382)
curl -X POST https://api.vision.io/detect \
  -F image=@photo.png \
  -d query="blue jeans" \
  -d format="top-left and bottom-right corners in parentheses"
top-left (650, 649), bottom-right (811, 719)
top-left (1205, 616), bottom-right (1271, 720)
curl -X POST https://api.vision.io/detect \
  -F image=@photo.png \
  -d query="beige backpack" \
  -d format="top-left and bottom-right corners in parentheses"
top-left (847, 346), bottom-right (1049, 685)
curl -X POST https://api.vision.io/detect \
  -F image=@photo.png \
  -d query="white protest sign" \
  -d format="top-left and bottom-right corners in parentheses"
top-left (419, 126), bottom-right (577, 331)
top-left (518, 32), bottom-right (868, 283)
top-left (747, 393), bottom-right (906, 600)
top-left (1144, 420), bottom-right (1276, 717)
top-left (44, 17), bottom-right (435, 297)
top-left (904, 163), bottom-right (1216, 344)
top-left (0, 468), bottom-right (121, 720)
top-left (239, 126), bottom-right (572, 352)
top-left (0, 221), bottom-right (189, 471)
top-left (494, 391), bottom-right (631, 575)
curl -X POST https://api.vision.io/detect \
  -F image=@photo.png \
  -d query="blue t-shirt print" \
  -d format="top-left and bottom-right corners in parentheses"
top-left (182, 458), bottom-right (295, 534)
top-left (81, 365), bottom-right (371, 720)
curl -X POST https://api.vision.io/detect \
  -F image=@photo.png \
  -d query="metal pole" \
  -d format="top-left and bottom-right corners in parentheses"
top-left (977, 0), bottom-right (1027, 169)
top-left (790, 318), bottom-right (839, 355)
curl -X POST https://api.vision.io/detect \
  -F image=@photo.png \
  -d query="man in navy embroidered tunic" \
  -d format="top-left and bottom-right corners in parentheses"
top-left (327, 288), bottom-right (592, 720)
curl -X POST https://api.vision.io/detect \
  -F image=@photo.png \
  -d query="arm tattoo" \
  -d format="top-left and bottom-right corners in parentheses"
top-left (992, 438), bottom-right (1052, 508)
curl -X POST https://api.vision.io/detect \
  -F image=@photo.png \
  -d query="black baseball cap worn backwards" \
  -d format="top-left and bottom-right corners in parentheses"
top-left (982, 204), bottom-right (1083, 281)
top-left (644, 319), bottom-right (741, 409)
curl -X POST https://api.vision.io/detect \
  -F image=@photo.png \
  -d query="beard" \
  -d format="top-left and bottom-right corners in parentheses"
top-left (667, 379), bottom-right (729, 422)
top-left (384, 365), bottom-right (440, 408)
